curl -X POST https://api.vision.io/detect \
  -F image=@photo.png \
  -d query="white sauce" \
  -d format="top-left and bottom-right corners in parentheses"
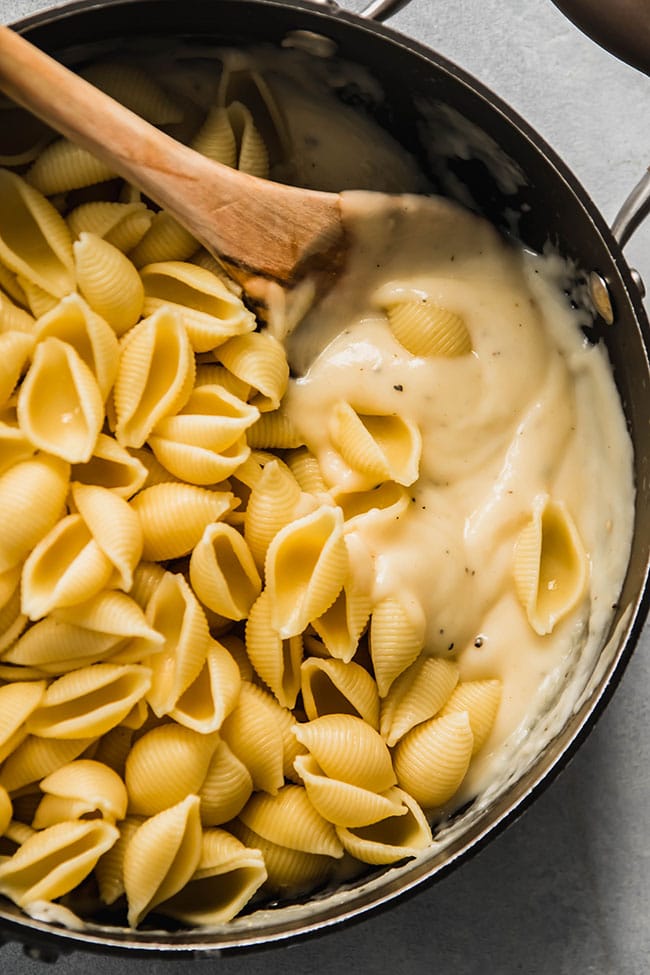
top-left (284, 191), bottom-right (635, 801)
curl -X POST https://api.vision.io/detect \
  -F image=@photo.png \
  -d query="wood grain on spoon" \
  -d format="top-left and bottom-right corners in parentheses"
top-left (0, 25), bottom-right (345, 298)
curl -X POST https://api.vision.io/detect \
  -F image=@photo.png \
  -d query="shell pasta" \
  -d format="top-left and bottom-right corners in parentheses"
top-left (0, 44), bottom-right (630, 940)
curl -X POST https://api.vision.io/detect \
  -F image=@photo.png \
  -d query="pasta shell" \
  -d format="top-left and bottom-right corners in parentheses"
top-left (17, 337), bottom-right (103, 463)
top-left (370, 595), bottom-right (426, 697)
top-left (74, 232), bottom-right (144, 336)
top-left (190, 521), bottom-right (261, 620)
top-left (393, 711), bottom-right (474, 809)
top-left (170, 638), bottom-right (242, 734)
top-left (311, 534), bottom-right (374, 662)
top-left (142, 571), bottom-right (212, 717)
top-left (127, 560), bottom-right (167, 610)
top-left (194, 361), bottom-right (251, 401)
top-left (125, 724), bottom-right (219, 816)
top-left (80, 61), bottom-right (183, 126)
top-left (0, 290), bottom-right (35, 334)
top-left (220, 682), bottom-right (285, 795)
top-left (384, 298), bottom-right (472, 357)
top-left (131, 482), bottom-right (235, 561)
top-left (380, 656), bottom-right (460, 747)
top-left (52, 590), bottom-right (163, 646)
top-left (293, 753), bottom-right (405, 828)
top-left (0, 785), bottom-right (11, 835)
top-left (67, 201), bottom-right (154, 254)
top-left (0, 330), bottom-right (34, 407)
top-left (0, 818), bottom-right (118, 907)
top-left (0, 680), bottom-right (47, 765)
top-left (0, 261), bottom-right (29, 309)
top-left (128, 211), bottom-right (198, 269)
top-left (113, 306), bottom-right (195, 447)
top-left (329, 401), bottom-right (421, 488)
top-left (293, 714), bottom-right (396, 793)
top-left (0, 168), bottom-right (74, 298)
top-left (226, 101), bottom-right (269, 178)
top-left (246, 408), bottom-right (305, 449)
top-left (148, 434), bottom-right (251, 486)
top-left (265, 505), bottom-right (347, 639)
top-left (34, 293), bottom-right (119, 400)
top-left (231, 819), bottom-right (333, 898)
top-left (198, 739), bottom-right (253, 827)
top-left (0, 454), bottom-right (70, 573)
top-left (216, 331), bottom-right (289, 411)
top-left (71, 433), bottom-right (148, 498)
top-left (301, 657), bottom-right (379, 728)
top-left (123, 793), bottom-right (202, 927)
top-left (240, 785), bottom-right (343, 858)
top-left (27, 138), bottom-right (117, 195)
top-left (25, 663), bottom-right (152, 739)
top-left (33, 759), bottom-right (128, 828)
top-left (245, 589), bottom-right (303, 708)
top-left (285, 447), bottom-right (328, 494)
top-left (438, 679), bottom-right (502, 755)
top-left (0, 735), bottom-right (96, 794)
top-left (0, 575), bottom-right (28, 653)
top-left (21, 513), bottom-right (114, 619)
top-left (244, 458), bottom-right (302, 569)
top-left (140, 261), bottom-right (256, 352)
top-left (95, 815), bottom-right (142, 906)
top-left (3, 616), bottom-right (125, 674)
top-left (71, 482), bottom-right (143, 590)
top-left (191, 105), bottom-right (237, 167)
top-left (333, 481), bottom-right (410, 527)
top-left (335, 786), bottom-right (432, 864)
top-left (513, 494), bottom-right (588, 635)
top-left (0, 421), bottom-right (35, 477)
top-left (17, 276), bottom-right (58, 318)
top-left (157, 827), bottom-right (267, 926)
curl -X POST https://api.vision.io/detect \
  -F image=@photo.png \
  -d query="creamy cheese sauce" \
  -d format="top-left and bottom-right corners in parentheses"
top-left (283, 192), bottom-right (634, 800)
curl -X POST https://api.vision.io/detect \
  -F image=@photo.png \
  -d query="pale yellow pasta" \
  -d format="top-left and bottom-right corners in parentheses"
top-left (190, 105), bottom-right (237, 167)
top-left (27, 138), bottom-right (117, 195)
top-left (240, 785), bottom-right (343, 859)
top-left (158, 827), bottom-right (267, 926)
top-left (369, 595), bottom-right (426, 698)
top-left (0, 168), bottom-right (75, 298)
top-left (244, 458), bottom-right (303, 569)
top-left (383, 298), bottom-right (472, 357)
top-left (124, 724), bottom-right (219, 817)
top-left (189, 522), bottom-right (261, 621)
top-left (0, 576), bottom-right (28, 653)
top-left (140, 261), bottom-right (256, 352)
top-left (0, 261), bottom-right (28, 308)
top-left (122, 793), bottom-right (202, 927)
top-left (73, 232), bottom-right (144, 335)
top-left (226, 101), bottom-right (269, 177)
top-left (311, 534), bottom-right (374, 662)
top-left (128, 211), bottom-right (198, 269)
top-left (293, 714), bottom-right (396, 794)
top-left (34, 293), bottom-right (119, 401)
top-left (129, 444), bottom-right (180, 488)
top-left (0, 681), bottom-right (47, 765)
top-left (67, 201), bottom-right (154, 254)
top-left (3, 616), bottom-right (125, 674)
top-left (293, 753), bottom-right (406, 829)
top-left (231, 819), bottom-right (334, 898)
top-left (329, 401), bottom-right (421, 488)
top-left (198, 738), bottom-right (254, 827)
top-left (220, 681), bottom-right (285, 795)
top-left (16, 276), bottom-right (59, 317)
top-left (141, 571), bottom-right (212, 717)
top-left (216, 331), bottom-right (289, 412)
top-left (0, 330), bottom-right (34, 406)
top-left (70, 433), bottom-right (148, 498)
top-left (393, 711), bottom-right (474, 809)
top-left (113, 306), bottom-right (195, 447)
top-left (380, 656), bottom-right (460, 747)
top-left (301, 657), bottom-right (380, 728)
top-left (332, 480), bottom-right (410, 526)
top-left (0, 818), bottom-right (118, 907)
top-left (0, 289), bottom-right (35, 334)
top-left (438, 679), bottom-right (502, 755)
top-left (194, 361), bottom-right (251, 400)
top-left (127, 559), bottom-right (167, 610)
top-left (95, 815), bottom-right (142, 906)
top-left (264, 504), bottom-right (347, 640)
top-left (0, 453), bottom-right (70, 574)
top-left (0, 784), bottom-right (12, 835)
top-left (32, 759), bottom-right (128, 829)
top-left (17, 337), bottom-right (104, 463)
top-left (513, 494), bottom-right (588, 636)
top-left (285, 447), bottom-right (328, 494)
top-left (244, 589), bottom-right (303, 709)
top-left (170, 638), bottom-right (242, 734)
top-left (0, 421), bottom-right (34, 478)
top-left (0, 736), bottom-right (96, 795)
top-left (52, 590), bottom-right (163, 646)
top-left (335, 786), bottom-right (432, 865)
top-left (246, 408), bottom-right (305, 449)
top-left (131, 482), bottom-right (235, 561)
top-left (80, 61), bottom-right (183, 126)
top-left (20, 513), bottom-right (114, 620)
top-left (71, 482), bottom-right (143, 590)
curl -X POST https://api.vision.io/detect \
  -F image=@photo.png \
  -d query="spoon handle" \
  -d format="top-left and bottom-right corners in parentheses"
top-left (0, 25), bottom-right (342, 285)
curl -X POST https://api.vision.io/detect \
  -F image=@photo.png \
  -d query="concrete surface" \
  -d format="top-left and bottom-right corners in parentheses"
top-left (0, 0), bottom-right (648, 972)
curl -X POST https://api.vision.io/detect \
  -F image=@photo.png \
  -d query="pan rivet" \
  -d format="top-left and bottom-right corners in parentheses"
top-left (589, 271), bottom-right (614, 325)
top-left (630, 268), bottom-right (646, 300)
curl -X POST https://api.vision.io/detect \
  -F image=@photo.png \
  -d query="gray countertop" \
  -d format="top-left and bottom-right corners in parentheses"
top-left (0, 1), bottom-right (648, 972)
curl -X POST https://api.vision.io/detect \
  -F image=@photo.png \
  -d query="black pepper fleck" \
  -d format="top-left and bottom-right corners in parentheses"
top-left (393, 384), bottom-right (403, 392)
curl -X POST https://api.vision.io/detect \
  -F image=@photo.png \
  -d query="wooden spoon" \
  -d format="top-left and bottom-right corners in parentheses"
top-left (0, 25), bottom-right (345, 305)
